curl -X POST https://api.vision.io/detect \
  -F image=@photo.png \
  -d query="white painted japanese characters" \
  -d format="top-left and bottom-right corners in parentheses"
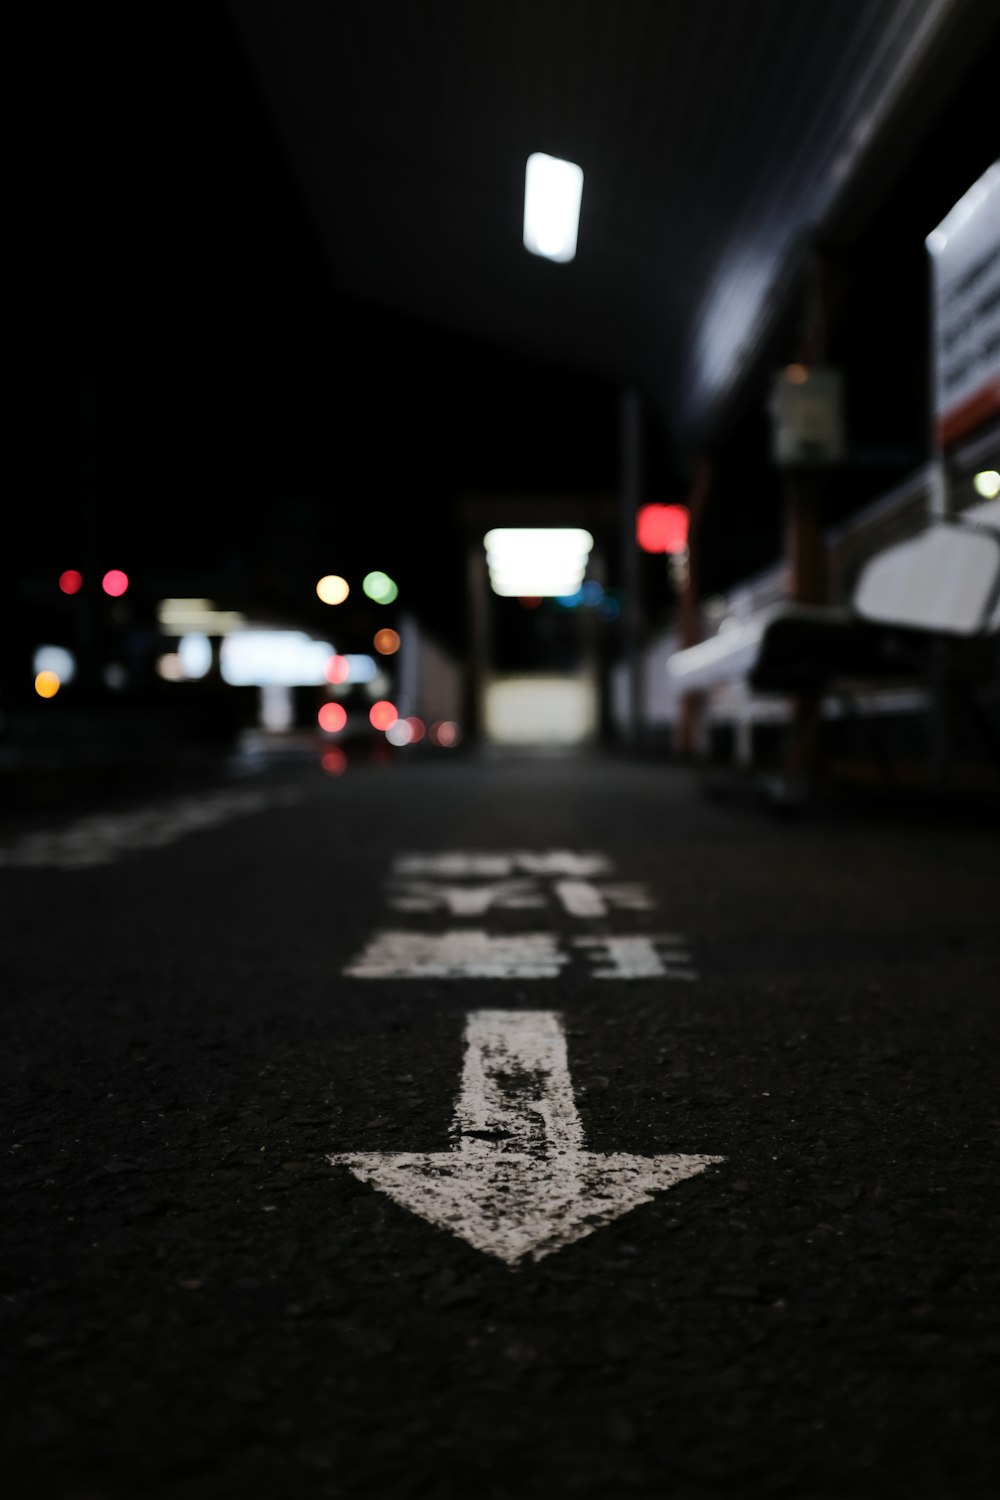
top-left (343, 848), bottom-right (698, 980)
top-left (345, 930), bottom-right (696, 980)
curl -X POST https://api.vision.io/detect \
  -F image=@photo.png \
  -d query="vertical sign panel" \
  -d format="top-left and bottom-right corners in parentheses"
top-left (928, 162), bottom-right (1000, 449)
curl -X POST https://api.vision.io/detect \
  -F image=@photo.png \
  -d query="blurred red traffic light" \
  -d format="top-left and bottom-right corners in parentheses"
top-left (636, 504), bottom-right (689, 554)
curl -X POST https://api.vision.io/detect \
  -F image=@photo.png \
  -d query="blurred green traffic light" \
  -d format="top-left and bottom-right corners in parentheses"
top-left (363, 571), bottom-right (398, 604)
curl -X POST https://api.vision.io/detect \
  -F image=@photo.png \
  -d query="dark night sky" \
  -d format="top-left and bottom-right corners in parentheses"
top-left (52, 5), bottom-right (999, 659)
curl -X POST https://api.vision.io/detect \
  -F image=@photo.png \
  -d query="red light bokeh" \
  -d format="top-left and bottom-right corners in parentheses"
top-left (102, 569), bottom-right (129, 597)
top-left (369, 700), bottom-right (398, 731)
top-left (636, 504), bottom-right (689, 555)
top-left (318, 702), bottom-right (347, 733)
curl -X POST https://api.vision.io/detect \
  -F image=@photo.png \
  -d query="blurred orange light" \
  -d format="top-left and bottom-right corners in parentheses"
top-left (321, 747), bottom-right (348, 776)
top-left (35, 670), bottom-right (61, 699)
top-left (325, 654), bottom-right (350, 684)
top-left (317, 575), bottom-right (350, 605)
top-left (374, 628), bottom-right (400, 655)
top-left (318, 702), bottom-right (347, 734)
top-left (369, 700), bottom-right (397, 731)
top-left (636, 504), bottom-right (689, 555)
top-left (785, 363), bottom-right (809, 384)
top-left (405, 716), bottom-right (425, 743)
top-left (59, 570), bottom-right (83, 595)
top-left (102, 569), bottom-right (129, 597)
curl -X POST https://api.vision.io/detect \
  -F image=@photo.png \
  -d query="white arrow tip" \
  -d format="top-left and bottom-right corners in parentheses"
top-left (331, 1150), bottom-right (724, 1264)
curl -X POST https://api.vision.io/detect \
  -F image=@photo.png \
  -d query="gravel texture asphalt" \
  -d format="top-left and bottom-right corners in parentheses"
top-left (2, 750), bottom-right (999, 1499)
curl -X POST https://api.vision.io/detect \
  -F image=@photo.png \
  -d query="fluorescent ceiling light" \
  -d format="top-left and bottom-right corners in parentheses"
top-left (484, 528), bottom-right (593, 597)
top-left (523, 153), bottom-right (583, 263)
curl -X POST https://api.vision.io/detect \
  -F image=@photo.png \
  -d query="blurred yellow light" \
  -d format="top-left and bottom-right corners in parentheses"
top-left (35, 670), bottom-right (61, 698)
top-left (973, 470), bottom-right (1000, 499)
top-left (374, 628), bottom-right (400, 655)
top-left (317, 575), bottom-right (350, 605)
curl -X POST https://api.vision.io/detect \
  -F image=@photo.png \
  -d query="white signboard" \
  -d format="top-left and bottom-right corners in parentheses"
top-left (927, 162), bottom-right (1000, 449)
top-left (219, 630), bottom-right (333, 686)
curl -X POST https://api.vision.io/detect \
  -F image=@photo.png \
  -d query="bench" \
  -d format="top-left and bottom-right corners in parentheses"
top-left (665, 499), bottom-right (1000, 785)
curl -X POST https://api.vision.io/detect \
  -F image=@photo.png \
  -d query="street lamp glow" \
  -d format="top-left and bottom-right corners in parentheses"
top-left (317, 574), bottom-right (350, 605)
top-left (523, 153), bottom-right (584, 263)
top-left (974, 470), bottom-right (1000, 499)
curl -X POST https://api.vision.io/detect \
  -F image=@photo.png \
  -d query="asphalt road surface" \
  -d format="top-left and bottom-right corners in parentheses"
top-left (3, 749), bottom-right (999, 1499)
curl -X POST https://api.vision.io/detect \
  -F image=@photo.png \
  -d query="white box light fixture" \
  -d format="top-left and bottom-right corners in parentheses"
top-left (484, 528), bottom-right (594, 597)
top-left (523, 152), bottom-right (583, 263)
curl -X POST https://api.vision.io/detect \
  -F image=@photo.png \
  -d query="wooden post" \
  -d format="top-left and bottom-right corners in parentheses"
top-left (780, 244), bottom-right (844, 783)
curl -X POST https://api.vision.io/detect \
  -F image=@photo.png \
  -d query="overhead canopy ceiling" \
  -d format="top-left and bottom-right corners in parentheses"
top-left (225, 0), bottom-right (999, 458)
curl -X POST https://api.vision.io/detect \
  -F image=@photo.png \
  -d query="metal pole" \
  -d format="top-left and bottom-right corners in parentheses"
top-left (619, 388), bottom-right (642, 748)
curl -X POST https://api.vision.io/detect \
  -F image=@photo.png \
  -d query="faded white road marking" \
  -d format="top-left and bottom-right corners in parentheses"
top-left (388, 878), bottom-right (546, 915)
top-left (343, 931), bottom-right (568, 979)
top-left (389, 877), bottom-right (656, 917)
top-left (393, 851), bottom-right (613, 878)
top-left (0, 787), bottom-right (304, 871)
top-left (553, 879), bottom-right (655, 917)
top-left (331, 1010), bottom-right (723, 1264)
top-left (574, 934), bottom-right (698, 980)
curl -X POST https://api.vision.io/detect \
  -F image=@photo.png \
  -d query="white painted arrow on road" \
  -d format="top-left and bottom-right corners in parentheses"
top-left (330, 1010), bottom-right (723, 1265)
